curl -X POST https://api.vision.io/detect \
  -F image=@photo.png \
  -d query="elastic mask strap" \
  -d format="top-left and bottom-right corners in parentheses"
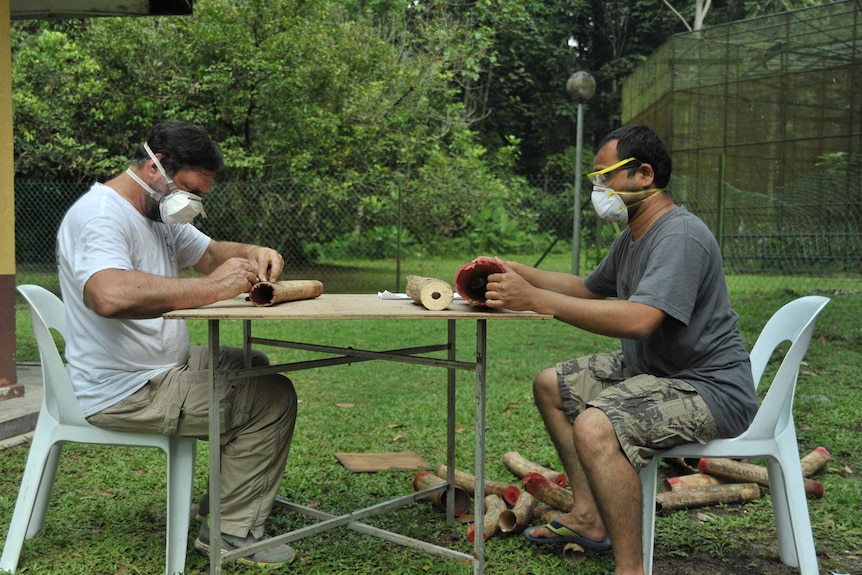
top-left (622, 188), bottom-right (664, 210)
top-left (144, 143), bottom-right (176, 189)
top-left (125, 168), bottom-right (163, 202)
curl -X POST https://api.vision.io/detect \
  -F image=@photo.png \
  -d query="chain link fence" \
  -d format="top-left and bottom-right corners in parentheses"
top-left (671, 168), bottom-right (862, 275)
top-left (15, 174), bottom-right (862, 284)
top-left (622, 0), bottom-right (862, 277)
top-left (12, 173), bottom-right (862, 351)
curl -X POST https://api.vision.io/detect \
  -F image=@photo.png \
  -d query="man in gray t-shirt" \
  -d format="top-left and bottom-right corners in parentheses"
top-left (480, 125), bottom-right (756, 574)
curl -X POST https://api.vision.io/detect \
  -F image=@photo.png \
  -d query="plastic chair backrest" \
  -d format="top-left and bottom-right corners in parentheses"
top-left (740, 295), bottom-right (830, 441)
top-left (748, 295), bottom-right (829, 388)
top-left (17, 284), bottom-right (89, 427)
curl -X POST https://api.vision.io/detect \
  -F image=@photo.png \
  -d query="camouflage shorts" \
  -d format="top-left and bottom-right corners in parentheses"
top-left (557, 351), bottom-right (719, 471)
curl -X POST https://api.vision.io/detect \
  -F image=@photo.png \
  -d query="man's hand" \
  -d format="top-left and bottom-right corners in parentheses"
top-left (195, 241), bottom-right (284, 282)
top-left (248, 246), bottom-right (284, 282)
top-left (483, 258), bottom-right (538, 311)
top-left (208, 257), bottom-right (261, 299)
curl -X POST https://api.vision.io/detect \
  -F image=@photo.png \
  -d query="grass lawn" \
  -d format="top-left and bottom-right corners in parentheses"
top-left (3, 255), bottom-right (862, 574)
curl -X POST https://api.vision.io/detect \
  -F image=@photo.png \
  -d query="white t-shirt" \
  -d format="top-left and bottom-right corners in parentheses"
top-left (56, 182), bottom-right (211, 417)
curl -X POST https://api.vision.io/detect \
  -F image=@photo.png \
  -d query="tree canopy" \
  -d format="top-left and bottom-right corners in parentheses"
top-left (11, 0), bottom-right (825, 261)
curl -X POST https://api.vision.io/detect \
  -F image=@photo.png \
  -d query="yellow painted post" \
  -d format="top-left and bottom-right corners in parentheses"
top-left (0, 0), bottom-right (22, 400)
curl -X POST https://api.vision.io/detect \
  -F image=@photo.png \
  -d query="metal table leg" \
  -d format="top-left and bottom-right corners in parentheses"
top-left (208, 320), bottom-right (222, 574)
top-left (474, 319), bottom-right (487, 575)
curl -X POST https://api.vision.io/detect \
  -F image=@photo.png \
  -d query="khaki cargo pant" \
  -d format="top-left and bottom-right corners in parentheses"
top-left (557, 351), bottom-right (719, 472)
top-left (87, 346), bottom-right (297, 539)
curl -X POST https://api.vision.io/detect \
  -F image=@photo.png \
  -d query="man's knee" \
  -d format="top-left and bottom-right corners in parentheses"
top-left (532, 367), bottom-right (558, 406)
top-left (250, 349), bottom-right (270, 368)
top-left (573, 408), bottom-right (617, 455)
top-left (264, 373), bottom-right (296, 405)
top-left (247, 373), bottom-right (297, 424)
top-left (217, 347), bottom-right (271, 370)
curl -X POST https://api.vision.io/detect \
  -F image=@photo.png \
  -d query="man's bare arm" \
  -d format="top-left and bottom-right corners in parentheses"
top-left (505, 260), bottom-right (599, 300)
top-left (485, 259), bottom-right (665, 340)
top-left (84, 257), bottom-right (260, 319)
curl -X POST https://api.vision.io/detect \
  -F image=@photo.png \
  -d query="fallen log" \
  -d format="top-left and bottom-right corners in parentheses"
top-left (655, 482), bottom-right (761, 512)
top-left (502, 451), bottom-right (568, 488)
top-left (664, 473), bottom-right (723, 492)
top-left (467, 494), bottom-right (507, 542)
top-left (562, 542), bottom-right (587, 564)
top-left (248, 279), bottom-right (323, 307)
top-left (435, 464), bottom-right (521, 506)
top-left (454, 257), bottom-right (504, 306)
top-left (697, 457), bottom-right (824, 499)
top-left (800, 446), bottom-right (831, 478)
top-left (405, 275), bottom-right (454, 311)
top-left (522, 472), bottom-right (573, 511)
top-left (498, 492), bottom-right (537, 534)
top-left (412, 471), bottom-right (471, 516)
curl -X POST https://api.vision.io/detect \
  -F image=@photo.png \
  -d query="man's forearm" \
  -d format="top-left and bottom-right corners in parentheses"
top-left (209, 240), bottom-right (258, 265)
top-left (507, 261), bottom-right (591, 298)
top-left (544, 294), bottom-right (664, 340)
top-left (197, 240), bottom-right (259, 275)
top-left (84, 270), bottom-right (224, 319)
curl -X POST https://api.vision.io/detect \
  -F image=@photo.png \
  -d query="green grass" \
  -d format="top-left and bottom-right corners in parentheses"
top-left (4, 256), bottom-right (862, 574)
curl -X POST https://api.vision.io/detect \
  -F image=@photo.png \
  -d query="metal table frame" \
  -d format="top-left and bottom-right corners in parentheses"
top-left (164, 294), bottom-right (551, 574)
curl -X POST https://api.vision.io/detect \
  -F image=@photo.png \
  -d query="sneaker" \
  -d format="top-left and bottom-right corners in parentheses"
top-left (194, 517), bottom-right (297, 568)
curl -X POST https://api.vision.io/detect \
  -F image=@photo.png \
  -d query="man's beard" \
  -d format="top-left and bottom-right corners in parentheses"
top-left (144, 195), bottom-right (163, 222)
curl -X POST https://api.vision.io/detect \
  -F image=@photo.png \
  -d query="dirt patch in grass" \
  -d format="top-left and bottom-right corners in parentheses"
top-left (652, 538), bottom-right (862, 574)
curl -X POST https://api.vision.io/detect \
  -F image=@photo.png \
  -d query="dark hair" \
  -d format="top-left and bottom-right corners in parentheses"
top-left (132, 121), bottom-right (224, 176)
top-left (598, 124), bottom-right (672, 189)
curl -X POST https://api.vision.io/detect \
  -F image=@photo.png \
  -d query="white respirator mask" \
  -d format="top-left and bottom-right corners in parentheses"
top-left (125, 143), bottom-right (207, 225)
top-left (591, 185), bottom-right (664, 224)
top-left (591, 186), bottom-right (630, 223)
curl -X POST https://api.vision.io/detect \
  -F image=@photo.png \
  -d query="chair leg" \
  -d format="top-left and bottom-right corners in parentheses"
top-left (0, 433), bottom-right (57, 574)
top-left (26, 443), bottom-right (64, 539)
top-left (165, 438), bottom-right (196, 575)
top-left (640, 459), bottom-right (660, 575)
top-left (766, 457), bottom-right (798, 567)
top-left (774, 442), bottom-right (820, 575)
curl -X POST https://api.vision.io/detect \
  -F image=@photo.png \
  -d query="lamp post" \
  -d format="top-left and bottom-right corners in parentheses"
top-left (566, 71), bottom-right (596, 275)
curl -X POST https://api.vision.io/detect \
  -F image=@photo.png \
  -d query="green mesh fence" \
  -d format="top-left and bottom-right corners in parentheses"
top-left (623, 0), bottom-right (862, 276)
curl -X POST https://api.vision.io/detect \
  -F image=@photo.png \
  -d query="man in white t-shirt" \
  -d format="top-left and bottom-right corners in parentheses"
top-left (57, 121), bottom-right (298, 568)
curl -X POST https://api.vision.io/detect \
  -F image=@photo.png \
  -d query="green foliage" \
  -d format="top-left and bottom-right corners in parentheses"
top-left (816, 151), bottom-right (849, 172)
top-left (11, 0), bottom-right (836, 186)
top-left (12, 0), bottom-right (538, 259)
top-left (12, 1), bottom-right (837, 264)
top-left (11, 24), bottom-right (125, 180)
top-left (743, 0), bottom-right (828, 17)
top-left (320, 225), bottom-right (420, 260)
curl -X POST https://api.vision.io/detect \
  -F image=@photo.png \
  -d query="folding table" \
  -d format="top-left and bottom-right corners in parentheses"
top-left (165, 293), bottom-right (552, 574)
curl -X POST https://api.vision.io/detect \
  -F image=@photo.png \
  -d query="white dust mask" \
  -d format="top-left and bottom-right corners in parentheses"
top-left (591, 186), bottom-right (629, 223)
top-left (125, 143), bottom-right (207, 225)
top-left (591, 186), bottom-right (664, 224)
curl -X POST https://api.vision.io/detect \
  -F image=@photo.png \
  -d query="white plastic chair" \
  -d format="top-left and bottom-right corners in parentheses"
top-left (640, 295), bottom-right (830, 575)
top-left (1, 285), bottom-right (196, 575)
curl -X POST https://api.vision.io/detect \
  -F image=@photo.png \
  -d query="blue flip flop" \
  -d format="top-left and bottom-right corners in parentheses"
top-left (523, 520), bottom-right (612, 551)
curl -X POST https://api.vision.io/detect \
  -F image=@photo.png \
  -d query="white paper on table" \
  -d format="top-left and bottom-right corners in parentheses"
top-left (377, 290), bottom-right (462, 300)
top-left (377, 290), bottom-right (410, 300)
